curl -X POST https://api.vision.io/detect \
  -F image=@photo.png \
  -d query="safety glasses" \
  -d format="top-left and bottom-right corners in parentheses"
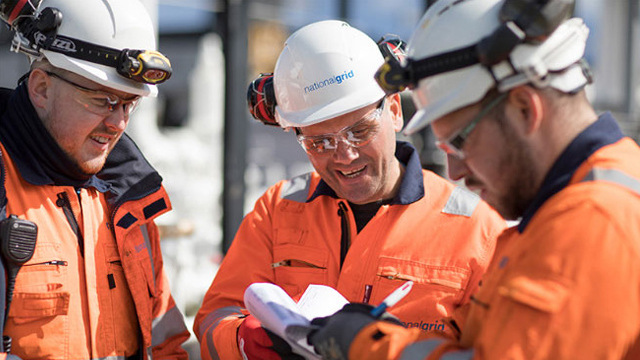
top-left (435, 92), bottom-right (508, 159)
top-left (46, 71), bottom-right (141, 117)
top-left (297, 98), bottom-right (385, 155)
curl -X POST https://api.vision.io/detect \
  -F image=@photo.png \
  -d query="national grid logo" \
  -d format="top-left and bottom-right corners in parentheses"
top-left (304, 69), bottom-right (355, 94)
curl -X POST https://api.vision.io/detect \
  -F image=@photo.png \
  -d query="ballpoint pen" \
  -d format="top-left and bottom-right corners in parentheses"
top-left (370, 281), bottom-right (414, 318)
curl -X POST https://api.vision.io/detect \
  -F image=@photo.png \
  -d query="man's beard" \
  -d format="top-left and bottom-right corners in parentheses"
top-left (492, 111), bottom-right (539, 220)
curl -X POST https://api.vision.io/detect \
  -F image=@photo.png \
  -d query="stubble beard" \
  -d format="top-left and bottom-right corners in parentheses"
top-left (493, 113), bottom-right (538, 220)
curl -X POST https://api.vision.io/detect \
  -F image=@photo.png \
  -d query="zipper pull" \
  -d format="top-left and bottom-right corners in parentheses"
top-left (271, 260), bottom-right (290, 268)
top-left (47, 260), bottom-right (68, 266)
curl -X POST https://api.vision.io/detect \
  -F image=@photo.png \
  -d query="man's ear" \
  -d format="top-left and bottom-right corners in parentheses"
top-left (27, 69), bottom-right (52, 110)
top-left (388, 93), bottom-right (404, 132)
top-left (508, 85), bottom-right (544, 135)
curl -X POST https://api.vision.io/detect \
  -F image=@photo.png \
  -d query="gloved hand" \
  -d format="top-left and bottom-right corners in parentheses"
top-left (237, 314), bottom-right (304, 360)
top-left (307, 303), bottom-right (402, 360)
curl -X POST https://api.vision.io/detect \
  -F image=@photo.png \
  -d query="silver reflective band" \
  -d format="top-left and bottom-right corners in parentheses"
top-left (201, 306), bottom-right (245, 360)
top-left (140, 224), bottom-right (155, 287)
top-left (442, 186), bottom-right (481, 217)
top-left (151, 306), bottom-right (188, 347)
top-left (399, 338), bottom-right (446, 360)
top-left (441, 348), bottom-right (474, 360)
top-left (280, 173), bottom-right (312, 202)
top-left (581, 168), bottom-right (640, 196)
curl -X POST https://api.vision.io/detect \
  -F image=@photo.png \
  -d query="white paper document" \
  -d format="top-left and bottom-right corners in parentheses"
top-left (243, 283), bottom-right (349, 359)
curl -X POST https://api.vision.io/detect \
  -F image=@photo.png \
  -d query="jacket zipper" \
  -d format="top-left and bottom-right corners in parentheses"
top-left (25, 260), bottom-right (68, 266)
top-left (56, 191), bottom-right (85, 256)
top-left (378, 273), bottom-right (413, 281)
top-left (271, 259), bottom-right (326, 269)
top-left (338, 202), bottom-right (351, 269)
top-left (377, 273), bottom-right (463, 290)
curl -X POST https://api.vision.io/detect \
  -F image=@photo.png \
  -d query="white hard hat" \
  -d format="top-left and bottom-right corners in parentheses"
top-left (273, 20), bottom-right (386, 128)
top-left (30, 0), bottom-right (160, 96)
top-left (402, 0), bottom-right (590, 135)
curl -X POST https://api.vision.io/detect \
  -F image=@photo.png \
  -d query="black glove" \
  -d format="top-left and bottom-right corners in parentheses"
top-left (307, 303), bottom-right (402, 360)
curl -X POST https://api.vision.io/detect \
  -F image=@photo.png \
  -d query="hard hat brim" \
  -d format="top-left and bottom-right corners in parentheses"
top-left (44, 50), bottom-right (158, 97)
top-left (276, 85), bottom-right (385, 128)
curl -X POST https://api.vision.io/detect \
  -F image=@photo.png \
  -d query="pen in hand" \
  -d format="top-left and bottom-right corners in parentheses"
top-left (370, 281), bottom-right (414, 318)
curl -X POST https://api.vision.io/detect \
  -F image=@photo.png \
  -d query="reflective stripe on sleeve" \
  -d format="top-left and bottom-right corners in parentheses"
top-left (140, 224), bottom-right (156, 288)
top-left (442, 186), bottom-right (480, 217)
top-left (200, 306), bottom-right (245, 360)
top-left (441, 348), bottom-right (474, 360)
top-left (582, 168), bottom-right (640, 196)
top-left (399, 338), bottom-right (475, 360)
top-left (151, 305), bottom-right (188, 347)
top-left (399, 338), bottom-right (446, 360)
top-left (280, 173), bottom-right (312, 202)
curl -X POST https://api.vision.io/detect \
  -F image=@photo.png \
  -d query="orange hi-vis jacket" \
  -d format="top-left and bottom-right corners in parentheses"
top-left (0, 137), bottom-right (190, 360)
top-left (194, 142), bottom-right (506, 360)
top-left (346, 113), bottom-right (640, 359)
top-left (0, 85), bottom-right (189, 359)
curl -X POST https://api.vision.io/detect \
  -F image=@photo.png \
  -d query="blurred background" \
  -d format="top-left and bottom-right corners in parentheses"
top-left (1, 0), bottom-right (639, 356)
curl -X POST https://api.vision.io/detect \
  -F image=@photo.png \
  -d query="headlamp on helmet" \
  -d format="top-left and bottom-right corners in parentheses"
top-left (374, 0), bottom-right (578, 95)
top-left (1, 0), bottom-right (172, 85)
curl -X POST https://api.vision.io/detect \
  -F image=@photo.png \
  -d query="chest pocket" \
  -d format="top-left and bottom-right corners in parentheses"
top-left (272, 243), bottom-right (329, 298)
top-left (12, 241), bottom-right (68, 302)
top-left (371, 257), bottom-right (469, 327)
top-left (8, 242), bottom-right (70, 359)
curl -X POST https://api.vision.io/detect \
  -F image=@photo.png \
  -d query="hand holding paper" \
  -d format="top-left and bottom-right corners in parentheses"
top-left (307, 281), bottom-right (413, 360)
top-left (243, 283), bottom-right (349, 359)
top-left (244, 281), bottom-right (413, 359)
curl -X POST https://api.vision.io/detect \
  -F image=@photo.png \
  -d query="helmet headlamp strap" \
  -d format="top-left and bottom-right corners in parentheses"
top-left (374, 0), bottom-right (575, 95)
top-left (17, 7), bottom-right (171, 85)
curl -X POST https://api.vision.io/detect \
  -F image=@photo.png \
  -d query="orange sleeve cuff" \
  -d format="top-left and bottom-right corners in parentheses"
top-left (349, 322), bottom-right (468, 360)
top-left (204, 316), bottom-right (244, 360)
top-left (349, 322), bottom-right (423, 360)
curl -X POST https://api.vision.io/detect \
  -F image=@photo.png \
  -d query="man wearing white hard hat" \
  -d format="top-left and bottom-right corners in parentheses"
top-left (307, 0), bottom-right (640, 359)
top-left (194, 19), bottom-right (506, 360)
top-left (0, 0), bottom-right (189, 358)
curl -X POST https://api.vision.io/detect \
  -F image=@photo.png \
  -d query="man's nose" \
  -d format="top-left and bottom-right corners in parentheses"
top-left (332, 138), bottom-right (359, 164)
top-left (447, 154), bottom-right (468, 181)
top-left (104, 105), bottom-right (129, 132)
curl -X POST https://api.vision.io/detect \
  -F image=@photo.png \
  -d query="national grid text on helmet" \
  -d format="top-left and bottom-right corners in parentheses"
top-left (304, 70), bottom-right (355, 94)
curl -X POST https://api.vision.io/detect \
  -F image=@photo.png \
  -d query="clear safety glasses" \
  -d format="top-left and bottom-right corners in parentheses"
top-left (297, 98), bottom-right (385, 155)
top-left (46, 71), bottom-right (141, 117)
top-left (435, 92), bottom-right (508, 159)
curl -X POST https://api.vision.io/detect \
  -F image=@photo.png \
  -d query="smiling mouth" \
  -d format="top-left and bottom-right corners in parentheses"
top-left (339, 166), bottom-right (366, 179)
top-left (92, 135), bottom-right (110, 145)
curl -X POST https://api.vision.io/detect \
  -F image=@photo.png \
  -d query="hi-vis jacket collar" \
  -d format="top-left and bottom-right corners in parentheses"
top-left (519, 112), bottom-right (624, 232)
top-left (308, 141), bottom-right (425, 205)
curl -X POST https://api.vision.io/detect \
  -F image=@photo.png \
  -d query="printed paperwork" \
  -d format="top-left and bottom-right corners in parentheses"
top-left (243, 283), bottom-right (349, 359)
